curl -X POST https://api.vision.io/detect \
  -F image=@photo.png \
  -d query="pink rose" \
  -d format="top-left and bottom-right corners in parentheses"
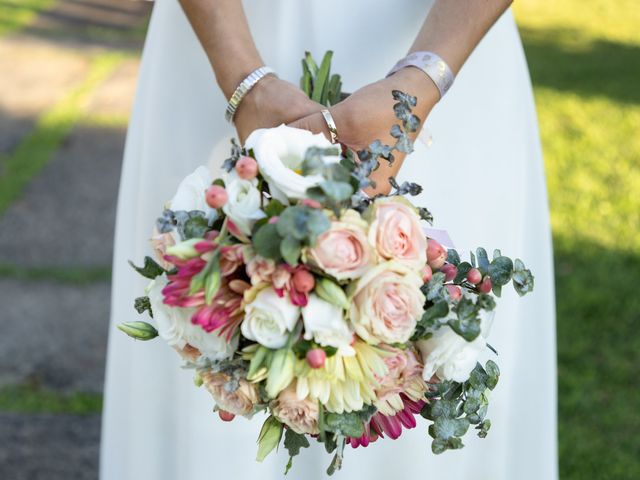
top-left (307, 209), bottom-right (372, 281)
top-left (150, 227), bottom-right (176, 270)
top-left (349, 261), bottom-right (425, 345)
top-left (368, 197), bottom-right (427, 269)
top-left (201, 371), bottom-right (260, 417)
top-left (374, 346), bottom-right (427, 415)
top-left (271, 382), bottom-right (320, 435)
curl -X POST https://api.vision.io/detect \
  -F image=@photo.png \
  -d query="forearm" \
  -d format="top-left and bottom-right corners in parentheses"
top-left (410, 0), bottom-right (513, 74)
top-left (179, 0), bottom-right (263, 98)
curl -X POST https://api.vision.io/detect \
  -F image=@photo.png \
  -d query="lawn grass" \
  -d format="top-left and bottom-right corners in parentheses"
top-left (514, 1), bottom-right (640, 478)
top-left (0, 384), bottom-right (102, 415)
top-left (0, 0), bottom-right (55, 37)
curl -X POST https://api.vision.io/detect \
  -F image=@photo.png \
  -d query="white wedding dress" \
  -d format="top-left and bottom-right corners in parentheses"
top-left (101, 1), bottom-right (557, 479)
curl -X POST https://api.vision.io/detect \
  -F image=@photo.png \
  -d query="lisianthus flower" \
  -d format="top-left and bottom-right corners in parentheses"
top-left (295, 340), bottom-right (389, 414)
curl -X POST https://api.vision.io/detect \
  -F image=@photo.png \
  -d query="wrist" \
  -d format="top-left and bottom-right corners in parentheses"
top-left (389, 67), bottom-right (440, 111)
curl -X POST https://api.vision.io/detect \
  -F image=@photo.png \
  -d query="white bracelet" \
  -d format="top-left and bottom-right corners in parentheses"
top-left (387, 52), bottom-right (455, 99)
top-left (225, 66), bottom-right (276, 124)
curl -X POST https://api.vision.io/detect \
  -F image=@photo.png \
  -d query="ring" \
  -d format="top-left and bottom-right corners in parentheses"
top-left (320, 109), bottom-right (339, 144)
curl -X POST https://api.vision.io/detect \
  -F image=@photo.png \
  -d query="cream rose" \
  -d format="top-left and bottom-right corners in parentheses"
top-left (147, 275), bottom-right (237, 360)
top-left (368, 196), bottom-right (427, 269)
top-left (271, 382), bottom-right (320, 434)
top-left (307, 209), bottom-right (372, 281)
top-left (201, 371), bottom-right (260, 417)
top-left (241, 287), bottom-right (300, 348)
top-left (222, 175), bottom-right (266, 236)
top-left (349, 261), bottom-right (425, 345)
top-left (170, 166), bottom-right (217, 223)
top-left (301, 294), bottom-right (354, 354)
top-left (244, 125), bottom-right (339, 203)
top-left (416, 326), bottom-right (486, 383)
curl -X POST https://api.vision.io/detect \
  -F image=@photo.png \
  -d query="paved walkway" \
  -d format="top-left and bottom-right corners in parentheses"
top-left (0, 1), bottom-right (151, 477)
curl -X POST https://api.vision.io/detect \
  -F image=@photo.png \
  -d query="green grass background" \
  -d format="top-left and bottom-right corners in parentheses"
top-left (0, 0), bottom-right (638, 478)
top-left (514, 1), bottom-right (640, 478)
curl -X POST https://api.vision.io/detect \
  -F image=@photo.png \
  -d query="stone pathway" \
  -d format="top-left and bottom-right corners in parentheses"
top-left (0, 1), bottom-right (151, 478)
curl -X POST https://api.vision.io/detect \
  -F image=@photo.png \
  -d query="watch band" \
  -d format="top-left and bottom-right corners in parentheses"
top-left (225, 66), bottom-right (276, 124)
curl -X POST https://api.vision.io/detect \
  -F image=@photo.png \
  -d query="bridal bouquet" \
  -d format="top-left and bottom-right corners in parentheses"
top-left (120, 53), bottom-right (534, 474)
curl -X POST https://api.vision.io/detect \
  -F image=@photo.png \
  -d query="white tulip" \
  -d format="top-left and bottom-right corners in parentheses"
top-left (241, 288), bottom-right (300, 349)
top-left (245, 125), bottom-right (339, 203)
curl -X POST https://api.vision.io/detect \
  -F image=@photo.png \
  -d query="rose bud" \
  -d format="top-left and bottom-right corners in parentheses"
top-left (235, 156), bottom-right (258, 180)
top-left (306, 348), bottom-right (327, 369)
top-left (441, 263), bottom-right (458, 282)
top-left (218, 410), bottom-right (236, 422)
top-left (421, 265), bottom-right (433, 283)
top-left (478, 276), bottom-right (493, 294)
top-left (445, 284), bottom-right (462, 301)
top-left (292, 270), bottom-right (315, 293)
top-left (205, 185), bottom-right (228, 209)
top-left (467, 268), bottom-right (482, 285)
top-left (426, 239), bottom-right (448, 269)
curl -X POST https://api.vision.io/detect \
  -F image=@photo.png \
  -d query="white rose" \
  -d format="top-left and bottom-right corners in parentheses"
top-left (245, 125), bottom-right (339, 203)
top-left (170, 166), bottom-right (217, 223)
top-left (147, 275), bottom-right (237, 361)
top-left (301, 294), bottom-right (354, 355)
top-left (416, 326), bottom-right (486, 383)
top-left (241, 288), bottom-right (300, 349)
top-left (222, 175), bottom-right (266, 236)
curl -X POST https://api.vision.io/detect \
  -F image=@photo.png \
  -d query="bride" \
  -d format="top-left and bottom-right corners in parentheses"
top-left (101, 0), bottom-right (557, 478)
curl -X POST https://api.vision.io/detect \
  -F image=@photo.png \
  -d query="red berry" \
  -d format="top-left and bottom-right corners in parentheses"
top-left (478, 276), bottom-right (493, 294)
top-left (235, 156), bottom-right (258, 180)
top-left (218, 410), bottom-right (236, 422)
top-left (205, 185), bottom-right (228, 209)
top-left (426, 239), bottom-right (448, 269)
top-left (306, 348), bottom-right (327, 369)
top-left (441, 263), bottom-right (458, 282)
top-left (421, 265), bottom-right (433, 283)
top-left (445, 284), bottom-right (462, 301)
top-left (293, 270), bottom-right (315, 293)
top-left (467, 268), bottom-right (482, 285)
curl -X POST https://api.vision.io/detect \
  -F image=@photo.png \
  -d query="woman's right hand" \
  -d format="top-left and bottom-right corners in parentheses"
top-left (233, 75), bottom-right (324, 144)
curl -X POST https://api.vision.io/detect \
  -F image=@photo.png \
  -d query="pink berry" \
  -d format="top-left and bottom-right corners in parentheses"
top-left (235, 156), bottom-right (258, 180)
top-left (306, 348), bottom-right (326, 369)
top-left (426, 239), bottom-right (448, 270)
top-left (218, 410), bottom-right (236, 422)
top-left (467, 268), bottom-right (482, 285)
top-left (421, 265), bottom-right (433, 283)
top-left (478, 276), bottom-right (493, 294)
top-left (441, 263), bottom-right (458, 282)
top-left (293, 270), bottom-right (315, 293)
top-left (445, 284), bottom-right (462, 301)
top-left (205, 185), bottom-right (228, 209)
top-left (268, 216), bottom-right (279, 224)
top-left (301, 198), bottom-right (322, 209)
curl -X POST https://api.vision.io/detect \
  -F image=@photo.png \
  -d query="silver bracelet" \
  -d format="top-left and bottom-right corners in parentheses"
top-left (387, 51), bottom-right (454, 99)
top-left (225, 66), bottom-right (276, 124)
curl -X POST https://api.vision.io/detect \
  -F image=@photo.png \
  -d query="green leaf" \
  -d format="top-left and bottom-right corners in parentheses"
top-left (433, 417), bottom-right (470, 440)
top-left (256, 416), bottom-right (284, 462)
top-left (319, 180), bottom-right (354, 202)
top-left (204, 255), bottom-right (221, 304)
top-left (453, 262), bottom-right (472, 283)
top-left (468, 363), bottom-right (489, 390)
top-left (284, 429), bottom-right (310, 457)
top-left (312, 51), bottom-right (333, 104)
top-left (422, 272), bottom-right (446, 302)
top-left (476, 248), bottom-right (490, 275)
top-left (324, 411), bottom-right (366, 438)
top-left (476, 419), bottom-right (492, 438)
top-left (485, 360), bottom-right (500, 390)
top-left (253, 223), bottom-right (283, 260)
top-left (133, 296), bottom-right (152, 317)
top-left (128, 256), bottom-right (164, 280)
top-left (513, 259), bottom-right (535, 296)
top-left (117, 321), bottom-right (158, 341)
top-left (492, 283), bottom-right (503, 297)
top-left (413, 300), bottom-right (449, 340)
top-left (264, 199), bottom-right (286, 218)
top-left (488, 256), bottom-right (514, 286)
top-left (447, 249), bottom-right (461, 266)
top-left (183, 215), bottom-right (209, 240)
top-left (280, 236), bottom-right (302, 266)
top-left (448, 297), bottom-right (482, 341)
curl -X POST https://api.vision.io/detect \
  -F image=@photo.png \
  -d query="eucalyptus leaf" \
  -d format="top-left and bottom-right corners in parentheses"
top-left (253, 223), bottom-right (283, 260)
top-left (281, 236), bottom-right (302, 266)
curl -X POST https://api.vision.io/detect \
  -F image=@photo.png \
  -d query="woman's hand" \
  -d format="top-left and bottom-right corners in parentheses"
top-left (289, 68), bottom-right (440, 194)
top-left (234, 75), bottom-right (324, 144)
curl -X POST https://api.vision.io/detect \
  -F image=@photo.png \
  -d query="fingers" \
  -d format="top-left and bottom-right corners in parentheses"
top-left (287, 112), bottom-right (330, 139)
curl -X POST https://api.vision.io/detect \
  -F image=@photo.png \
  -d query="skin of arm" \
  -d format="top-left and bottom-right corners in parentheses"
top-left (178, 0), bottom-right (323, 143)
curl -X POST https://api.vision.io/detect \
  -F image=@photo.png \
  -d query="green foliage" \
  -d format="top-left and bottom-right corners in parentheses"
top-left (256, 416), bottom-right (284, 462)
top-left (0, 384), bottom-right (102, 414)
top-left (133, 296), bottom-right (152, 317)
top-left (117, 321), bottom-right (158, 341)
top-left (128, 256), bottom-right (164, 279)
top-left (283, 429), bottom-right (310, 474)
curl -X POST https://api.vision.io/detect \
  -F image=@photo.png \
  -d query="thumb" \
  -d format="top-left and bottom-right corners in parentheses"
top-left (287, 112), bottom-right (331, 140)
